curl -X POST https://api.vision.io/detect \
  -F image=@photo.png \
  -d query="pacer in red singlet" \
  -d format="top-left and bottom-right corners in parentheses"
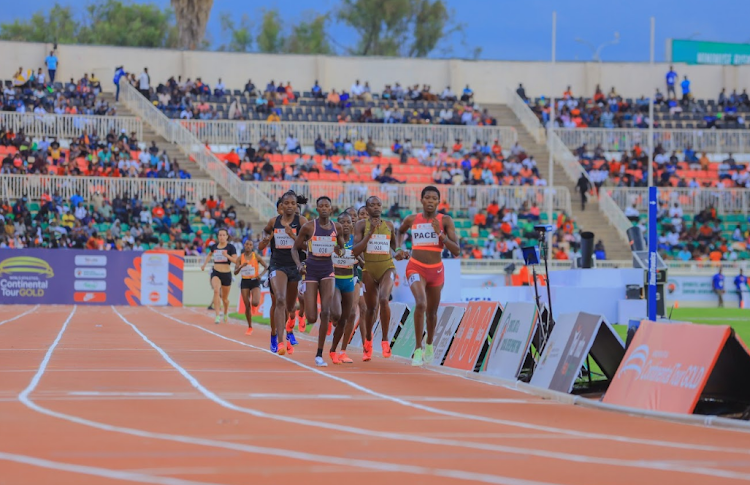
top-left (397, 185), bottom-right (460, 366)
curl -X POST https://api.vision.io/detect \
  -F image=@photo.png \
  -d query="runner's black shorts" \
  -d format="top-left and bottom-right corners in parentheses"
top-left (211, 270), bottom-right (232, 287)
top-left (241, 278), bottom-right (261, 291)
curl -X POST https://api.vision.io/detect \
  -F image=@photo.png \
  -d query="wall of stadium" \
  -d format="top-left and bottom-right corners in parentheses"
top-left (3, 41), bottom-right (748, 104)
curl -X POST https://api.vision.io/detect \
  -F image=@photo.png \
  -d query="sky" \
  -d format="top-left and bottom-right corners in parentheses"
top-left (2, 0), bottom-right (749, 62)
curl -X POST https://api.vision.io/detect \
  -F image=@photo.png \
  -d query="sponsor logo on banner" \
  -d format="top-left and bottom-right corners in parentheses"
top-left (0, 256), bottom-right (53, 299)
top-left (430, 306), bottom-right (466, 366)
top-left (141, 253), bottom-right (169, 306)
top-left (74, 292), bottom-right (107, 303)
top-left (74, 280), bottom-right (107, 291)
top-left (483, 302), bottom-right (538, 380)
top-left (74, 268), bottom-right (107, 279)
top-left (74, 255), bottom-right (107, 267)
top-left (443, 301), bottom-right (500, 371)
top-left (530, 312), bottom-right (604, 393)
top-left (603, 321), bottom-right (728, 414)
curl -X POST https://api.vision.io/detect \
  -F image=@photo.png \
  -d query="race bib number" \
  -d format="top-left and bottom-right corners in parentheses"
top-left (407, 272), bottom-right (421, 286)
top-left (213, 249), bottom-right (228, 262)
top-left (333, 249), bottom-right (356, 268)
top-left (274, 228), bottom-right (295, 249)
top-left (367, 234), bottom-right (390, 255)
top-left (411, 223), bottom-right (439, 247)
top-left (240, 265), bottom-right (257, 278)
top-left (310, 235), bottom-right (336, 257)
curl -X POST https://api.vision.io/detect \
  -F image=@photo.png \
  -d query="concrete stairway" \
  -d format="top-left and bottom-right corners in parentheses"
top-left (102, 93), bottom-right (267, 235)
top-left (487, 104), bottom-right (632, 261)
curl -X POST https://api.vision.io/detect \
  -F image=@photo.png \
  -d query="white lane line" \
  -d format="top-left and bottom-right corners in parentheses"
top-left (0, 451), bottom-right (225, 485)
top-left (139, 308), bottom-right (750, 480)
top-left (160, 307), bottom-right (750, 457)
top-left (68, 392), bottom-right (175, 397)
top-left (0, 305), bottom-right (40, 327)
top-left (16, 305), bottom-right (563, 485)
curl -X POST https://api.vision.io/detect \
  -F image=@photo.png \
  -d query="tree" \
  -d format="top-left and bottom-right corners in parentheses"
top-left (218, 12), bottom-right (253, 52)
top-left (285, 14), bottom-right (332, 55)
top-left (0, 3), bottom-right (79, 44)
top-left (171, 0), bottom-right (214, 50)
top-left (256, 9), bottom-right (284, 54)
top-left (79, 0), bottom-right (177, 48)
top-left (337, 0), bottom-right (456, 57)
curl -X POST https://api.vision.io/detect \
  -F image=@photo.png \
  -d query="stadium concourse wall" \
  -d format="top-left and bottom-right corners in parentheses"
top-left (2, 40), bottom-right (749, 103)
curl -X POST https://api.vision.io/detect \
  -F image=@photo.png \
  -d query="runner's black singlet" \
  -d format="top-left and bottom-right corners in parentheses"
top-left (269, 214), bottom-right (302, 268)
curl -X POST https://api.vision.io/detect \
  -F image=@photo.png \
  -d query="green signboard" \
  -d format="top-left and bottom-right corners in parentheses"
top-left (672, 39), bottom-right (750, 65)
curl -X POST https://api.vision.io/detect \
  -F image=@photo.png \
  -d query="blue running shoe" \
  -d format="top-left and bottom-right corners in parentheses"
top-left (270, 334), bottom-right (278, 353)
top-left (287, 332), bottom-right (299, 346)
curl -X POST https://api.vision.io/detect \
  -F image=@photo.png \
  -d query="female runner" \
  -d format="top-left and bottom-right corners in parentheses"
top-left (258, 200), bottom-right (281, 352)
top-left (328, 211), bottom-right (357, 364)
top-left (287, 205), bottom-right (307, 335)
top-left (200, 228), bottom-right (238, 324)
top-left (398, 186), bottom-right (460, 365)
top-left (234, 238), bottom-right (269, 336)
top-left (261, 191), bottom-right (308, 355)
top-left (352, 196), bottom-right (408, 361)
top-left (349, 206), bottom-right (369, 346)
top-left (292, 196), bottom-right (345, 367)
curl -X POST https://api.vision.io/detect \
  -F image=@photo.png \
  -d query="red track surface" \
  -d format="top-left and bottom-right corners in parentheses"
top-left (2, 304), bottom-right (750, 485)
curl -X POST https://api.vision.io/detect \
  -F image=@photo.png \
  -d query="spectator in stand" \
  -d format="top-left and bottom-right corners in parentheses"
top-left (666, 66), bottom-right (677, 99)
top-left (138, 67), bottom-right (150, 98)
top-left (680, 76), bottom-right (691, 106)
top-left (285, 133), bottom-right (301, 154)
top-left (45, 50), bottom-right (58, 83)
top-left (516, 83), bottom-right (527, 102)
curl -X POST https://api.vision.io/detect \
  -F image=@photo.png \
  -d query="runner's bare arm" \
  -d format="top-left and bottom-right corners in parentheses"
top-left (334, 222), bottom-right (346, 255)
top-left (200, 248), bottom-right (212, 271)
top-left (233, 257), bottom-right (246, 275)
top-left (291, 221), bottom-right (313, 270)
top-left (257, 218), bottom-right (275, 251)
top-left (257, 253), bottom-right (269, 278)
top-left (388, 221), bottom-right (407, 260)
top-left (398, 214), bottom-right (416, 250)
top-left (441, 215), bottom-right (461, 257)
top-left (352, 219), bottom-right (372, 256)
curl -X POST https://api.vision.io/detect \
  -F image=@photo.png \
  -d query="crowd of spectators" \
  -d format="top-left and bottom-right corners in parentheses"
top-left (0, 192), bottom-right (250, 253)
top-left (0, 129), bottom-right (191, 179)
top-left (146, 75), bottom-right (497, 126)
top-left (2, 59), bottom-right (112, 116)
top-left (625, 202), bottom-right (750, 261)
top-left (574, 142), bottom-right (750, 189)
top-left (518, 72), bottom-right (749, 130)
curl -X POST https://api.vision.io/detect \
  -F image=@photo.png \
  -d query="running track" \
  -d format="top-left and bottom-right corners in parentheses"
top-left (2, 305), bottom-right (750, 485)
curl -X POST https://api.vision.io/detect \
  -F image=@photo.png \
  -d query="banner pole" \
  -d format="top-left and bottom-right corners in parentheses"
top-left (648, 186), bottom-right (658, 321)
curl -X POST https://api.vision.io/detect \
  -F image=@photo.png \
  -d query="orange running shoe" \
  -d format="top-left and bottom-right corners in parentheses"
top-left (330, 351), bottom-right (341, 364)
top-left (278, 343), bottom-right (287, 355)
top-left (364, 339), bottom-right (372, 353)
top-left (245, 327), bottom-right (253, 336)
top-left (286, 317), bottom-right (295, 333)
top-left (338, 352), bottom-right (353, 364)
top-left (381, 341), bottom-right (391, 358)
top-left (362, 346), bottom-right (372, 362)
top-left (299, 316), bottom-right (307, 332)
top-left (286, 341), bottom-right (294, 355)
top-left (326, 323), bottom-right (332, 336)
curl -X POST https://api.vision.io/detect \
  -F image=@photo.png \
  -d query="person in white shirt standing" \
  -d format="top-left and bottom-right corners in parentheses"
top-left (138, 67), bottom-right (150, 98)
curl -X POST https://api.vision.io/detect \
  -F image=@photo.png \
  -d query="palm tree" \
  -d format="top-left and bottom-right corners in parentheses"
top-left (171, 0), bottom-right (214, 50)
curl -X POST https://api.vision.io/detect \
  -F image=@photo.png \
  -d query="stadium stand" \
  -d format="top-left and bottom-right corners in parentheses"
top-left (2, 71), bottom-right (113, 115)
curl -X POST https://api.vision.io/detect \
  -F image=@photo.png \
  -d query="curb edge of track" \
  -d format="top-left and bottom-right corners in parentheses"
top-left (291, 326), bottom-right (750, 433)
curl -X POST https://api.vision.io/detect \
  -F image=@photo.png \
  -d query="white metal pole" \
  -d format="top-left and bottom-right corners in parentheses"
top-left (547, 11), bottom-right (556, 224)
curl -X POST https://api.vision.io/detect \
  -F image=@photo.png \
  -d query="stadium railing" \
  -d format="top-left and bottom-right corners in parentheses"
top-left (505, 88), bottom-right (545, 145)
top-left (555, 127), bottom-right (750, 154)
top-left (599, 189), bottom-right (635, 245)
top-left (0, 174), bottom-right (216, 204)
top-left (506, 90), bottom-right (589, 183)
top-left (181, 255), bottom-right (749, 274)
top-left (119, 80), bottom-right (277, 221)
top-left (0, 112), bottom-right (143, 143)
top-left (607, 187), bottom-right (750, 215)
top-left (253, 181), bottom-right (572, 215)
top-left (180, 119), bottom-right (517, 149)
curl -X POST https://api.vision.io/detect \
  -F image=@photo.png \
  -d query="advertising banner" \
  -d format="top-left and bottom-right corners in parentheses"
top-left (666, 275), bottom-right (745, 304)
top-left (530, 312), bottom-right (605, 393)
top-left (603, 321), bottom-right (729, 414)
top-left (373, 302), bottom-right (408, 343)
top-left (392, 259), bottom-right (461, 305)
top-left (430, 305), bottom-right (466, 366)
top-left (672, 39), bottom-right (750, 65)
top-left (391, 306), bottom-right (418, 358)
top-left (443, 301), bottom-right (501, 371)
top-left (483, 302), bottom-right (538, 380)
top-left (0, 249), bottom-right (184, 306)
